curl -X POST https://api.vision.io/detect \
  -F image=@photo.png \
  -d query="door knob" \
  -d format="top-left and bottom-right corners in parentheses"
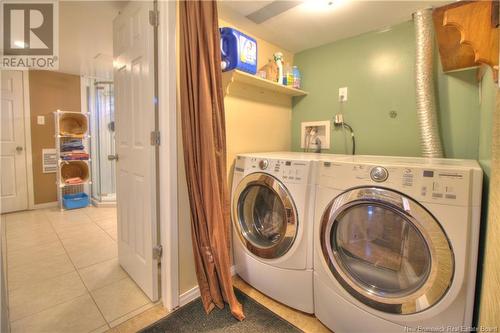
top-left (16, 146), bottom-right (23, 152)
top-left (108, 154), bottom-right (119, 161)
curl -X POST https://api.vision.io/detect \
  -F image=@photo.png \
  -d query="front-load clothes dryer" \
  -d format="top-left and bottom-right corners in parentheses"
top-left (313, 156), bottom-right (482, 333)
top-left (231, 152), bottom-right (318, 313)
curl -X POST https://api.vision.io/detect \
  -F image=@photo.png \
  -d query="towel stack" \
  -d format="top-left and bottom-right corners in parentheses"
top-left (61, 139), bottom-right (84, 152)
top-left (61, 150), bottom-right (89, 160)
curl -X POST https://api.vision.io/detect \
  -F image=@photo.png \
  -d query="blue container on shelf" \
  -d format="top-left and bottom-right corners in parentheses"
top-left (62, 192), bottom-right (89, 210)
top-left (220, 27), bottom-right (257, 74)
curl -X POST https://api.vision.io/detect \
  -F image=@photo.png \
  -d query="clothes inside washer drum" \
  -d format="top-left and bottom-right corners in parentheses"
top-left (254, 197), bottom-right (285, 241)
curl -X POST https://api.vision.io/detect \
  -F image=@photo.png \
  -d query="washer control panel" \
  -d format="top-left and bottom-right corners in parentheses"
top-left (236, 157), bottom-right (310, 184)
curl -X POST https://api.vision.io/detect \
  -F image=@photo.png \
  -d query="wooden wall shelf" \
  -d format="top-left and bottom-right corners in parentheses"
top-left (434, 1), bottom-right (499, 80)
top-left (222, 70), bottom-right (308, 97)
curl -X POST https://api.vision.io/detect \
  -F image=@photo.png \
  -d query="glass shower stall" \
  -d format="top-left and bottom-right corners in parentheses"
top-left (87, 79), bottom-right (116, 205)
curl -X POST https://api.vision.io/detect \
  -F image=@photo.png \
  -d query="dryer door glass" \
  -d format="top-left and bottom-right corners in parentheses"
top-left (233, 173), bottom-right (298, 259)
top-left (333, 203), bottom-right (431, 298)
top-left (320, 187), bottom-right (454, 314)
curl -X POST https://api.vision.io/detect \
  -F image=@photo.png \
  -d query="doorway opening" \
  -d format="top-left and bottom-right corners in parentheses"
top-left (0, 1), bottom-right (177, 331)
top-left (87, 79), bottom-right (117, 206)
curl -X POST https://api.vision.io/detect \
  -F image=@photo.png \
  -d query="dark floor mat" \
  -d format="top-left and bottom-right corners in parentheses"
top-left (139, 289), bottom-right (303, 333)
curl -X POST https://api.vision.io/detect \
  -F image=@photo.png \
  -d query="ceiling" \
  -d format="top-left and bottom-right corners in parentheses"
top-left (57, 1), bottom-right (453, 75)
top-left (218, 0), bottom-right (453, 53)
top-left (59, 1), bottom-right (125, 77)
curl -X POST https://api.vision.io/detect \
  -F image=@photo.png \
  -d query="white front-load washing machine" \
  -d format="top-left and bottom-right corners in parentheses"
top-left (231, 152), bottom-right (319, 313)
top-left (313, 155), bottom-right (482, 332)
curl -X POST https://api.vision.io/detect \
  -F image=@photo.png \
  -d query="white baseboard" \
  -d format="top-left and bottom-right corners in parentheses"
top-left (179, 285), bottom-right (200, 307)
top-left (178, 266), bottom-right (237, 308)
top-left (33, 201), bottom-right (58, 210)
top-left (91, 199), bottom-right (116, 208)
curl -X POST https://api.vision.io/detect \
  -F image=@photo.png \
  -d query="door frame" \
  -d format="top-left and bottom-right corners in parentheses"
top-left (158, 0), bottom-right (179, 311)
top-left (22, 71), bottom-right (35, 210)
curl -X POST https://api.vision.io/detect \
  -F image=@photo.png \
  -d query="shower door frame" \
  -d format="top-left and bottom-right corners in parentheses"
top-left (94, 81), bottom-right (116, 203)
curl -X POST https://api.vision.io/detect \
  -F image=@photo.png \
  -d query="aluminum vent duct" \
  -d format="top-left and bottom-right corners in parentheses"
top-left (413, 9), bottom-right (444, 158)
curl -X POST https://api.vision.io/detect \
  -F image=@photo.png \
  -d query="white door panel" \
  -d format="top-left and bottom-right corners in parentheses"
top-left (113, 1), bottom-right (158, 301)
top-left (0, 71), bottom-right (28, 213)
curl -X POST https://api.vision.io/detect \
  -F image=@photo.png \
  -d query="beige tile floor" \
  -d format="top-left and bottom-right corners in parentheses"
top-left (3, 206), bottom-right (155, 333)
top-left (4, 207), bottom-right (331, 333)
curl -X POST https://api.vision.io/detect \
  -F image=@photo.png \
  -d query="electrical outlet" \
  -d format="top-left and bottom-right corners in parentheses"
top-left (37, 115), bottom-right (45, 125)
top-left (339, 87), bottom-right (348, 102)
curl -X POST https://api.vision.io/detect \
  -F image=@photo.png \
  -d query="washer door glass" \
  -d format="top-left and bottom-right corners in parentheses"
top-left (238, 184), bottom-right (286, 248)
top-left (321, 187), bottom-right (454, 314)
top-left (333, 203), bottom-right (431, 298)
top-left (233, 173), bottom-right (298, 259)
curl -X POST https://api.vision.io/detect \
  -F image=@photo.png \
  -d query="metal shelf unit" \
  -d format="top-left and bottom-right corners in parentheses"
top-left (54, 110), bottom-right (92, 210)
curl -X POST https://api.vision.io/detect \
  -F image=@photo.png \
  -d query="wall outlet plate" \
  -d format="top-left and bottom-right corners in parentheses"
top-left (339, 87), bottom-right (348, 102)
top-left (300, 120), bottom-right (331, 149)
top-left (37, 115), bottom-right (45, 125)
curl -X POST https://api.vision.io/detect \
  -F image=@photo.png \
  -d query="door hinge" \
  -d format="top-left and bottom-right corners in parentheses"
top-left (150, 131), bottom-right (160, 146)
top-left (149, 10), bottom-right (159, 27)
top-left (153, 245), bottom-right (162, 261)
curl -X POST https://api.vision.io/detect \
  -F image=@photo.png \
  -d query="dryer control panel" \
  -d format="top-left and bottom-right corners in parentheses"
top-left (319, 161), bottom-right (472, 206)
top-left (235, 156), bottom-right (311, 185)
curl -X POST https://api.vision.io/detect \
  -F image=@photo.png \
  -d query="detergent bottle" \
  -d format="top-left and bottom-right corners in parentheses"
top-left (220, 27), bottom-right (258, 74)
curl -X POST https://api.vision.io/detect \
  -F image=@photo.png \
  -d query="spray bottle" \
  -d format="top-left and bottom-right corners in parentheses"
top-left (274, 52), bottom-right (284, 85)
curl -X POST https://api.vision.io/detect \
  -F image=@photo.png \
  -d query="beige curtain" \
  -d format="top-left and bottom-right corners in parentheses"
top-left (178, 0), bottom-right (245, 321)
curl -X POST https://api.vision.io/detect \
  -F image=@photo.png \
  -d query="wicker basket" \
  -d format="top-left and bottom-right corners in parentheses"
top-left (59, 113), bottom-right (88, 137)
top-left (60, 161), bottom-right (89, 183)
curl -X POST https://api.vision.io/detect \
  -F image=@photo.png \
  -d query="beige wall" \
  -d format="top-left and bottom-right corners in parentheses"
top-left (478, 87), bottom-right (500, 329)
top-left (29, 71), bottom-right (81, 204)
top-left (223, 80), bottom-right (292, 179)
top-left (176, 16), bottom-right (295, 295)
top-left (177, 115), bottom-right (198, 294)
top-left (219, 18), bottom-right (294, 180)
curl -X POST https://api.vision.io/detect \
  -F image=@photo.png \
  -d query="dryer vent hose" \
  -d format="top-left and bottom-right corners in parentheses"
top-left (413, 8), bottom-right (444, 158)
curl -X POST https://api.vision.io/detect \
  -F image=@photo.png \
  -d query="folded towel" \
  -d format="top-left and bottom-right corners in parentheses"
top-left (65, 177), bottom-right (83, 184)
top-left (61, 151), bottom-right (89, 160)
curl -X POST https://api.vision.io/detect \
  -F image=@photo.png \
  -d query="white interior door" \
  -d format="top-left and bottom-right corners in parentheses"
top-left (1, 71), bottom-right (28, 213)
top-left (113, 1), bottom-right (159, 301)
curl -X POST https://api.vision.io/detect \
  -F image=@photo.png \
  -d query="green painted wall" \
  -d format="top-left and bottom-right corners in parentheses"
top-left (478, 67), bottom-right (495, 179)
top-left (474, 67), bottom-right (496, 326)
top-left (292, 21), bottom-right (480, 159)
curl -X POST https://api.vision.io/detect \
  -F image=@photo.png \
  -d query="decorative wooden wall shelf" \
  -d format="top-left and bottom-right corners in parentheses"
top-left (433, 2), bottom-right (478, 72)
top-left (222, 70), bottom-right (308, 97)
top-left (434, 0), bottom-right (499, 81)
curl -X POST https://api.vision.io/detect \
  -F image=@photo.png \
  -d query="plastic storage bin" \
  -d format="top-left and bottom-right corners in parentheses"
top-left (62, 192), bottom-right (89, 209)
top-left (220, 27), bottom-right (257, 74)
